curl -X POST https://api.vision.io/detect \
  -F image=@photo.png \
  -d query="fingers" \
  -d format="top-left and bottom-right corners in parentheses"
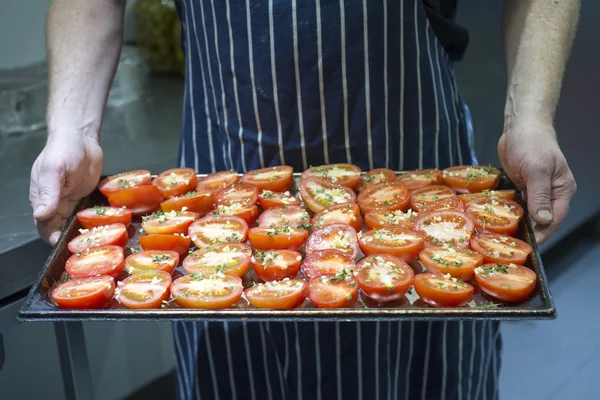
top-left (32, 162), bottom-right (64, 221)
top-left (524, 165), bottom-right (554, 226)
top-left (35, 214), bottom-right (64, 245)
top-left (534, 175), bottom-right (576, 244)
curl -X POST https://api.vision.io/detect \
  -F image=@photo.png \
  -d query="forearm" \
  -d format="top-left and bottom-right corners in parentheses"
top-left (46, 0), bottom-right (126, 140)
top-left (502, 0), bottom-right (580, 125)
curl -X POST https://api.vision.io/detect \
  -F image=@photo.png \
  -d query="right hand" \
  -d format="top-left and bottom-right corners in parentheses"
top-left (29, 133), bottom-right (104, 245)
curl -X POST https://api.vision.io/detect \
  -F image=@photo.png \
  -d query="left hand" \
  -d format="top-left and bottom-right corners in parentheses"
top-left (498, 116), bottom-right (576, 244)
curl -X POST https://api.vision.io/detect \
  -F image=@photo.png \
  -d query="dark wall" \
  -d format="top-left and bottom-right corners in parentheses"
top-left (454, 0), bottom-right (600, 249)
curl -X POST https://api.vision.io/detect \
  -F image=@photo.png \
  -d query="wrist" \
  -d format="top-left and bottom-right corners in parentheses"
top-left (504, 90), bottom-right (555, 128)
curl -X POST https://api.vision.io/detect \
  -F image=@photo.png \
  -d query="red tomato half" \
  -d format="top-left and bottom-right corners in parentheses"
top-left (442, 165), bottom-right (501, 193)
top-left (418, 246), bottom-right (483, 281)
top-left (355, 255), bottom-right (414, 302)
top-left (242, 166), bottom-right (294, 192)
top-left (357, 182), bottom-right (410, 214)
top-left (474, 263), bottom-right (536, 302)
top-left (357, 168), bottom-right (397, 192)
top-left (153, 168), bottom-right (198, 199)
top-left (305, 224), bottom-right (360, 260)
top-left (413, 210), bottom-right (475, 249)
top-left (301, 249), bottom-right (356, 280)
top-left (248, 227), bottom-right (309, 251)
top-left (258, 190), bottom-right (302, 210)
top-left (139, 234), bottom-right (191, 256)
top-left (183, 243), bottom-right (252, 277)
top-left (65, 245), bottom-right (125, 279)
top-left (160, 191), bottom-right (216, 216)
top-left (170, 274), bottom-right (243, 309)
top-left (364, 209), bottom-right (418, 230)
top-left (251, 250), bottom-right (303, 281)
top-left (141, 210), bottom-right (199, 235)
top-left (98, 170), bottom-right (151, 198)
top-left (414, 272), bottom-right (474, 307)
top-left (77, 206), bottom-right (132, 229)
top-left (301, 164), bottom-right (361, 189)
top-left (299, 178), bottom-right (356, 213)
top-left (214, 184), bottom-right (259, 207)
top-left (188, 215), bottom-right (248, 248)
top-left (308, 273), bottom-right (359, 308)
top-left (457, 189), bottom-right (516, 204)
top-left (396, 169), bottom-right (443, 190)
top-left (196, 170), bottom-right (240, 192)
top-left (108, 185), bottom-right (164, 216)
top-left (470, 232), bottom-right (532, 264)
top-left (426, 197), bottom-right (465, 213)
top-left (245, 279), bottom-right (308, 309)
top-left (52, 276), bottom-right (115, 309)
top-left (117, 271), bottom-right (172, 309)
top-left (68, 223), bottom-right (129, 254)
top-left (258, 205), bottom-right (311, 229)
top-left (358, 228), bottom-right (424, 263)
top-left (209, 203), bottom-right (258, 225)
top-left (124, 250), bottom-right (180, 275)
top-left (409, 185), bottom-right (456, 213)
top-left (311, 203), bottom-right (363, 232)
top-left (465, 197), bottom-right (524, 236)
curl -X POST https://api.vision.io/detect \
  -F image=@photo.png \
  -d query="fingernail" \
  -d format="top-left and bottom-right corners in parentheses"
top-left (537, 209), bottom-right (553, 222)
top-left (34, 205), bottom-right (46, 217)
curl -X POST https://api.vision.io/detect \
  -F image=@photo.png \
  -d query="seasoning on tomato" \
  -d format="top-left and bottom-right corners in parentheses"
top-left (358, 228), bottom-right (424, 263)
top-left (457, 189), bottom-right (516, 204)
top-left (188, 215), bottom-right (248, 248)
top-left (251, 250), bottom-right (302, 282)
top-left (139, 233), bottom-right (192, 256)
top-left (258, 205), bottom-right (311, 229)
top-left (124, 250), bottom-right (180, 275)
top-left (245, 278), bottom-right (308, 309)
top-left (357, 181), bottom-right (410, 214)
top-left (418, 246), bottom-right (483, 281)
top-left (77, 206), bottom-right (133, 229)
top-left (116, 271), bottom-right (172, 309)
top-left (311, 203), bottom-right (362, 232)
top-left (214, 184), bottom-right (259, 207)
top-left (396, 169), bottom-right (443, 190)
top-left (247, 226), bottom-right (309, 251)
top-left (413, 210), bottom-right (474, 249)
top-left (241, 166), bottom-right (294, 192)
top-left (141, 209), bottom-right (199, 235)
top-left (465, 197), bottom-right (524, 236)
top-left (196, 170), bottom-right (240, 193)
top-left (152, 168), bottom-right (198, 199)
top-left (160, 190), bottom-right (216, 215)
top-left (425, 196), bottom-right (465, 213)
top-left (305, 223), bottom-right (360, 260)
top-left (308, 270), bottom-right (358, 308)
top-left (470, 232), bottom-right (532, 264)
top-left (67, 223), bottom-right (129, 254)
top-left (258, 190), bottom-right (302, 210)
top-left (357, 168), bottom-right (397, 192)
top-left (474, 263), bottom-right (536, 302)
top-left (409, 185), bottom-right (456, 212)
top-left (301, 164), bottom-right (361, 189)
top-left (169, 273), bottom-right (244, 309)
top-left (364, 209), bottom-right (418, 230)
top-left (209, 202), bottom-right (258, 225)
top-left (414, 272), bottom-right (474, 307)
top-left (354, 255), bottom-right (414, 303)
top-left (442, 165), bottom-right (501, 193)
top-left (301, 249), bottom-right (356, 280)
top-left (107, 185), bottom-right (164, 216)
top-left (183, 243), bottom-right (252, 277)
top-left (65, 245), bottom-right (125, 279)
top-left (299, 178), bottom-right (356, 213)
top-left (98, 170), bottom-right (151, 198)
top-left (52, 276), bottom-right (115, 309)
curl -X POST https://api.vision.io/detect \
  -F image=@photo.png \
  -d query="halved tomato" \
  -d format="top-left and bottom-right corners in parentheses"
top-left (196, 170), bottom-right (240, 193)
top-left (354, 255), bottom-right (414, 302)
top-left (457, 189), bottom-right (516, 204)
top-left (141, 210), bottom-right (199, 235)
top-left (396, 169), bottom-right (443, 190)
top-left (414, 272), bottom-right (474, 307)
top-left (241, 166), bottom-right (294, 192)
top-left (247, 227), bottom-right (309, 251)
top-left (465, 197), bottom-right (524, 236)
top-left (170, 274), bottom-right (243, 309)
top-left (251, 250), bottom-right (302, 281)
top-left (364, 209), bottom-right (418, 230)
top-left (117, 271), bottom-right (172, 309)
top-left (68, 223), bottom-right (129, 254)
top-left (245, 279), bottom-right (308, 309)
top-left (98, 170), bottom-right (151, 198)
top-left (413, 210), bottom-right (474, 249)
top-left (301, 250), bottom-right (356, 280)
top-left (160, 191), bottom-right (216, 215)
top-left (357, 168), bottom-right (397, 192)
top-left (214, 184), bottom-right (259, 207)
top-left (301, 164), bottom-right (361, 189)
top-left (426, 197), bottom-right (465, 213)
top-left (474, 263), bottom-right (536, 302)
top-left (308, 271), bottom-right (358, 308)
top-left (188, 215), bottom-right (248, 248)
top-left (65, 245), bottom-right (125, 279)
top-left (52, 276), bottom-right (115, 309)
top-left (418, 246), bottom-right (483, 281)
top-left (470, 232), bottom-right (532, 264)
top-left (183, 243), bottom-right (252, 277)
top-left (357, 182), bottom-right (410, 214)
top-left (442, 165), bottom-right (501, 193)
top-left (152, 168), bottom-right (198, 199)
top-left (108, 185), bottom-right (164, 216)
top-left (124, 250), bottom-right (180, 275)
top-left (311, 203), bottom-right (362, 232)
top-left (258, 190), bottom-right (302, 210)
top-left (305, 224), bottom-right (360, 260)
top-left (139, 234), bottom-right (191, 256)
top-left (358, 228), bottom-right (424, 263)
top-left (209, 203), bottom-right (258, 225)
top-left (409, 185), bottom-right (456, 212)
top-left (299, 178), bottom-right (356, 213)
top-left (77, 206), bottom-right (132, 229)
top-left (258, 205), bottom-right (311, 229)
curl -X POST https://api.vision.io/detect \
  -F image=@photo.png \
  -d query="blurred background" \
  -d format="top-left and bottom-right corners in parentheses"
top-left (0, 0), bottom-right (598, 399)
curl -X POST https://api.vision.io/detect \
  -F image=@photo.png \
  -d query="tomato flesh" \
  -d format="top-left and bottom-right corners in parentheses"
top-left (474, 263), bottom-right (536, 302)
top-left (425, 197), bottom-right (465, 213)
top-left (299, 178), bottom-right (356, 213)
top-left (442, 165), bottom-right (501, 193)
top-left (364, 209), bottom-right (418, 230)
top-left (139, 234), bottom-right (191, 256)
top-left (308, 275), bottom-right (359, 308)
top-left (245, 279), bottom-right (308, 309)
top-left (418, 246), bottom-right (483, 281)
top-left (305, 223), bottom-right (360, 260)
top-left (357, 168), bottom-right (397, 192)
top-left (108, 185), bottom-right (164, 216)
top-left (98, 170), bottom-right (151, 198)
top-left (413, 210), bottom-right (474, 250)
top-left (242, 166), bottom-right (294, 192)
top-left (214, 184), bottom-right (259, 207)
top-left (409, 185), bottom-right (456, 213)
top-left (248, 227), bottom-right (309, 251)
top-left (465, 197), bottom-right (524, 236)
top-left (160, 191), bottom-right (216, 216)
top-left (357, 181), bottom-right (410, 214)
top-left (470, 232), bottom-right (532, 264)
top-left (358, 228), bottom-right (424, 264)
top-left (124, 250), bottom-right (180, 275)
top-left (188, 215), bottom-right (249, 248)
top-left (68, 223), bottom-right (129, 254)
top-left (301, 250), bottom-right (356, 280)
top-left (170, 274), bottom-right (243, 309)
top-left (251, 250), bottom-right (302, 281)
top-left (152, 168), bottom-right (198, 199)
top-left (65, 245), bottom-right (125, 279)
top-left (458, 189), bottom-right (516, 204)
top-left (52, 276), bottom-right (115, 309)
top-left (209, 203), bottom-right (259, 225)
top-left (183, 243), bottom-right (252, 277)
top-left (414, 272), bottom-right (474, 307)
top-left (196, 170), bottom-right (240, 192)
top-left (117, 271), bottom-right (172, 309)
top-left (258, 190), bottom-right (302, 210)
top-left (141, 210), bottom-right (199, 235)
top-left (258, 205), bottom-right (311, 229)
top-left (311, 202), bottom-right (363, 232)
top-left (77, 206), bottom-right (132, 229)
top-left (396, 169), bottom-right (443, 190)
top-left (355, 255), bottom-right (414, 302)
top-left (301, 164), bottom-right (361, 189)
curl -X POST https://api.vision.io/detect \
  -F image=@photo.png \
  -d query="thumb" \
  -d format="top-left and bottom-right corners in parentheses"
top-left (33, 166), bottom-right (63, 221)
top-left (525, 168), bottom-right (553, 226)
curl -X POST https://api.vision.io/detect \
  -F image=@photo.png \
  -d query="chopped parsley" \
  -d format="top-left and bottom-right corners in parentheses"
top-left (93, 205), bottom-right (106, 215)
top-left (152, 254), bottom-right (170, 262)
top-left (184, 191), bottom-right (197, 197)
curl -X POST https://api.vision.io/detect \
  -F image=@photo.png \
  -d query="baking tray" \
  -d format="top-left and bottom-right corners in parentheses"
top-left (19, 172), bottom-right (556, 321)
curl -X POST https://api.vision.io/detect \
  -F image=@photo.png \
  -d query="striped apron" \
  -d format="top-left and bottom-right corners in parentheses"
top-left (175, 1), bottom-right (500, 399)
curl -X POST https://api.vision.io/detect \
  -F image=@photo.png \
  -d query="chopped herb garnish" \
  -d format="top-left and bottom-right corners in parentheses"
top-left (152, 254), bottom-right (170, 262)
top-left (93, 205), bottom-right (106, 215)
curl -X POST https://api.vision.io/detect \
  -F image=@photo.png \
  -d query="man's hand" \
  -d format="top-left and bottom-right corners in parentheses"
top-left (29, 134), bottom-right (103, 244)
top-left (498, 117), bottom-right (576, 244)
